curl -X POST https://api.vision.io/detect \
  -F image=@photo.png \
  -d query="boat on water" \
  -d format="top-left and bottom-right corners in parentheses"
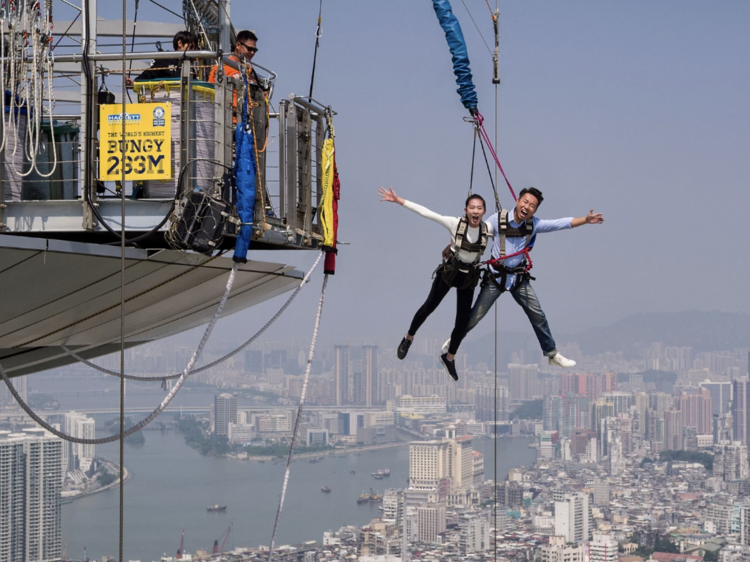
top-left (0, 0), bottom-right (338, 378)
top-left (371, 468), bottom-right (390, 479)
top-left (206, 505), bottom-right (227, 512)
top-left (320, 486), bottom-right (331, 493)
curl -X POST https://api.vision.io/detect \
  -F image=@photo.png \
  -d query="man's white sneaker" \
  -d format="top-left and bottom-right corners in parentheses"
top-left (548, 352), bottom-right (576, 368)
top-left (441, 338), bottom-right (451, 355)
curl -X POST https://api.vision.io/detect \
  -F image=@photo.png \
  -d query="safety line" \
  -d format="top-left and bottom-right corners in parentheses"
top-left (460, 0), bottom-right (492, 56)
top-left (475, 112), bottom-right (516, 202)
top-left (119, 0), bottom-right (127, 555)
top-left (308, 0), bottom-right (323, 99)
top-left (59, 252), bottom-right (324, 381)
top-left (0, 264), bottom-right (239, 445)
top-left (267, 268), bottom-right (328, 562)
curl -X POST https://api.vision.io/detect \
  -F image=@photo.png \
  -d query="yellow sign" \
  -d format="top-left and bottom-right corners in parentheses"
top-left (99, 103), bottom-right (172, 181)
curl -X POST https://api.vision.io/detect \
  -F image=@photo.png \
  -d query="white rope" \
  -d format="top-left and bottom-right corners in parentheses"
top-left (59, 252), bottom-right (324, 381)
top-left (0, 263), bottom-right (239, 444)
top-left (267, 265), bottom-right (328, 561)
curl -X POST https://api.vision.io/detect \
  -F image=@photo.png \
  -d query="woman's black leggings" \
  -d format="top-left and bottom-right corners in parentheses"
top-left (407, 270), bottom-right (474, 355)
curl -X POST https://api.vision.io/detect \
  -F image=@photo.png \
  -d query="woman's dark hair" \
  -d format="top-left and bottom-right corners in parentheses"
top-left (465, 194), bottom-right (486, 208)
top-left (519, 187), bottom-right (544, 206)
top-left (173, 30), bottom-right (198, 50)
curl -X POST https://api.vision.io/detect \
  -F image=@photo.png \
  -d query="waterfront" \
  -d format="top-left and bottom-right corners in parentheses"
top-left (62, 430), bottom-right (535, 562)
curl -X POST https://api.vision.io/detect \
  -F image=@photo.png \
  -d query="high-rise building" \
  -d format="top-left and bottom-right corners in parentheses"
top-left (541, 536), bottom-right (584, 562)
top-left (409, 441), bottom-right (450, 488)
top-left (61, 412), bottom-right (95, 473)
top-left (649, 392), bottom-right (673, 417)
top-left (545, 395), bottom-right (590, 438)
top-left (475, 384), bottom-right (509, 422)
top-left (0, 429), bottom-right (63, 562)
top-left (335, 345), bottom-right (350, 407)
top-left (508, 364), bottom-right (539, 401)
top-left (602, 392), bottom-right (632, 417)
top-left (599, 373), bottom-right (617, 393)
top-left (586, 533), bottom-right (618, 562)
top-left (416, 503), bottom-right (446, 544)
top-left (633, 392), bottom-right (649, 436)
top-left (733, 378), bottom-right (750, 447)
top-left (678, 389), bottom-right (712, 435)
top-left (472, 451), bottom-right (484, 487)
top-left (362, 345), bottom-right (378, 406)
top-left (463, 514), bottom-right (491, 554)
top-left (701, 380), bottom-right (733, 416)
top-left (445, 429), bottom-right (473, 491)
top-left (244, 349), bottom-right (262, 373)
top-left (554, 491), bottom-right (591, 544)
top-left (664, 409), bottom-right (684, 451)
top-left (713, 441), bottom-right (749, 481)
top-left (591, 479), bottom-right (610, 506)
top-left (352, 371), bottom-right (365, 405)
top-left (213, 393), bottom-right (237, 436)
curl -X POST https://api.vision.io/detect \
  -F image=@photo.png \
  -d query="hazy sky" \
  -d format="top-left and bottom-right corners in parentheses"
top-left (89, 1), bottom-right (750, 348)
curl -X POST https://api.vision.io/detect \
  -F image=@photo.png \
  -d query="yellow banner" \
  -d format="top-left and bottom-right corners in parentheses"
top-left (99, 103), bottom-right (172, 181)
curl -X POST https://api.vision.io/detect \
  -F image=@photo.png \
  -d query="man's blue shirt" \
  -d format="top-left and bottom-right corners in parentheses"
top-left (486, 210), bottom-right (573, 291)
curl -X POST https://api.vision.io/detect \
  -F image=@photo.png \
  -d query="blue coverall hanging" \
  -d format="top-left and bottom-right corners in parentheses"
top-left (232, 72), bottom-right (257, 264)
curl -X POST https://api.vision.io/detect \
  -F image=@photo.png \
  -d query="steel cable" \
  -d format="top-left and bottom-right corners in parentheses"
top-left (267, 266), bottom-right (328, 562)
top-left (59, 252), bottom-right (324, 381)
top-left (0, 264), bottom-right (239, 444)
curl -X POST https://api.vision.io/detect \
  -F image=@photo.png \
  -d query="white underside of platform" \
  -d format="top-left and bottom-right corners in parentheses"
top-left (0, 235), bottom-right (303, 376)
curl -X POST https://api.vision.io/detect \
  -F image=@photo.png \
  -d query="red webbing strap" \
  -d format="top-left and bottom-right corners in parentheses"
top-left (475, 111), bottom-right (517, 202)
top-left (323, 158), bottom-right (340, 275)
top-left (484, 248), bottom-right (533, 272)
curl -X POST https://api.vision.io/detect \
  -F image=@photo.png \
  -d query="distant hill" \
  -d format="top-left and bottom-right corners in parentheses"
top-left (464, 311), bottom-right (750, 363)
top-left (569, 310), bottom-right (750, 356)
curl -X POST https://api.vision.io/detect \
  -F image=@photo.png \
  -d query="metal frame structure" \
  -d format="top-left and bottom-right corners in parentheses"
top-left (0, 45), bottom-right (335, 250)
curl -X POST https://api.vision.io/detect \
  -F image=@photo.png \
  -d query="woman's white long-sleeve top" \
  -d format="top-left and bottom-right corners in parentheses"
top-left (403, 200), bottom-right (494, 266)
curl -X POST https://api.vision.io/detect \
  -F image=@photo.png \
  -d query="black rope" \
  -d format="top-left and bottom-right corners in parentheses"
top-left (467, 127), bottom-right (477, 197)
top-left (51, 12), bottom-right (81, 51)
top-left (308, 0), bottom-right (323, 99)
top-left (494, 304), bottom-right (498, 558)
top-left (124, 0), bottom-right (140, 103)
top-left (146, 0), bottom-right (186, 22)
top-left (477, 129), bottom-right (501, 213)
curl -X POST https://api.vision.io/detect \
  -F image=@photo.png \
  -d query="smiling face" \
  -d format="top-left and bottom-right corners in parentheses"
top-left (514, 192), bottom-right (539, 223)
top-left (464, 197), bottom-right (486, 228)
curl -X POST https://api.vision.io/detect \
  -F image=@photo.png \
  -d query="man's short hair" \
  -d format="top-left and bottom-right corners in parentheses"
top-left (173, 30), bottom-right (197, 51)
top-left (519, 187), bottom-right (544, 206)
top-left (465, 194), bottom-right (486, 208)
top-left (236, 30), bottom-right (258, 45)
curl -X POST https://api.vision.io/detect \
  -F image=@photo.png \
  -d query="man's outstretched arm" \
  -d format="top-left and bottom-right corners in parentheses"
top-left (571, 209), bottom-right (604, 228)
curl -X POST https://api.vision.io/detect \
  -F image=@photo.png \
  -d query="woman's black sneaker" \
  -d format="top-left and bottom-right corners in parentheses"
top-left (397, 337), bottom-right (412, 360)
top-left (440, 353), bottom-right (459, 381)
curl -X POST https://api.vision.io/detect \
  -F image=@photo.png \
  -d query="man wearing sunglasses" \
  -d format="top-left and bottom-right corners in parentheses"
top-left (208, 30), bottom-right (263, 88)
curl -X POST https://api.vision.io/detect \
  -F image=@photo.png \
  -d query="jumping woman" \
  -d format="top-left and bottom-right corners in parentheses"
top-left (378, 186), bottom-right (494, 381)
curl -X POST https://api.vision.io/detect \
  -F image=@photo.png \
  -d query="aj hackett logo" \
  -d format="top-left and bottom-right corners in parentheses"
top-left (107, 113), bottom-right (142, 123)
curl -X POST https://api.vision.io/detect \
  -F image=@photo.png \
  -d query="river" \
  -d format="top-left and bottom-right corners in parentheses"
top-left (61, 431), bottom-right (535, 562)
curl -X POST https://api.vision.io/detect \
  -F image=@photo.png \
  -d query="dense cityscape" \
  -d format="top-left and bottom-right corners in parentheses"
top-left (1, 331), bottom-right (749, 562)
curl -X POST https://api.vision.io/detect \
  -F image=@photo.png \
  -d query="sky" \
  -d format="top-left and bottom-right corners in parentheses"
top-left (84, 0), bottom-right (750, 348)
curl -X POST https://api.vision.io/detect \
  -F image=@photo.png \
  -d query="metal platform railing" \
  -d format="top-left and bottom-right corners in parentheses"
top-left (0, 51), bottom-right (334, 250)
